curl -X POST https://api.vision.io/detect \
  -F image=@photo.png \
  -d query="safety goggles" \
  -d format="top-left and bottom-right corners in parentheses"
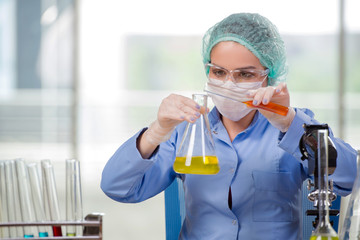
top-left (205, 63), bottom-right (269, 84)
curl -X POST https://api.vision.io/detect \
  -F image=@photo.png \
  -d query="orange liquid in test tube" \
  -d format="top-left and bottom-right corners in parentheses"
top-left (243, 101), bottom-right (289, 116)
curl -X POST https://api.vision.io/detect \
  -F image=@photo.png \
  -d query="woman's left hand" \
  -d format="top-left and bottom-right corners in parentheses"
top-left (247, 82), bottom-right (295, 132)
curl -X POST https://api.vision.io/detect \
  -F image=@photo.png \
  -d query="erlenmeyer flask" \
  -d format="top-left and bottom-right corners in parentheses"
top-left (339, 150), bottom-right (360, 240)
top-left (173, 93), bottom-right (219, 175)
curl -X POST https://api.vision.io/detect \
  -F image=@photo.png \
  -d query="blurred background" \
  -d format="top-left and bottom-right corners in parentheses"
top-left (0, 0), bottom-right (359, 239)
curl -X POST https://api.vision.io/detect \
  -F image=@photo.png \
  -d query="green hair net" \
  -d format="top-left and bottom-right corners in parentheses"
top-left (202, 13), bottom-right (288, 85)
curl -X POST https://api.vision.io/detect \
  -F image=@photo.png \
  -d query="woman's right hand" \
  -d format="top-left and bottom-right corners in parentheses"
top-left (137, 94), bottom-right (203, 158)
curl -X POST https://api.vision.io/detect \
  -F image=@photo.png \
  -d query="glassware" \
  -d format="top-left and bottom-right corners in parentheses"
top-left (204, 82), bottom-right (289, 116)
top-left (4, 160), bottom-right (24, 237)
top-left (66, 159), bottom-right (83, 237)
top-left (174, 94), bottom-right (219, 175)
top-left (339, 150), bottom-right (360, 240)
top-left (15, 159), bottom-right (37, 238)
top-left (0, 161), bottom-right (10, 238)
top-left (309, 129), bottom-right (339, 240)
top-left (27, 163), bottom-right (49, 237)
top-left (41, 160), bottom-right (62, 237)
top-left (204, 63), bottom-right (269, 83)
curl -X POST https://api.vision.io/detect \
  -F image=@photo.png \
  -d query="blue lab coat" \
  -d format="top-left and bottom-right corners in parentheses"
top-left (101, 108), bottom-right (357, 240)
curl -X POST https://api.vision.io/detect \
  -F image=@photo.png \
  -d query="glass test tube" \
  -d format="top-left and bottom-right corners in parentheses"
top-left (27, 163), bottom-right (49, 237)
top-left (0, 162), bottom-right (10, 238)
top-left (41, 160), bottom-right (52, 236)
top-left (15, 159), bottom-right (37, 238)
top-left (41, 160), bottom-right (62, 237)
top-left (339, 150), bottom-right (360, 239)
top-left (204, 82), bottom-right (289, 116)
top-left (5, 160), bottom-right (24, 237)
top-left (66, 159), bottom-right (83, 236)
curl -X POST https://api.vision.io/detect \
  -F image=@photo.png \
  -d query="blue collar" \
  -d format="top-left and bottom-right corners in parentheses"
top-left (208, 107), bottom-right (260, 132)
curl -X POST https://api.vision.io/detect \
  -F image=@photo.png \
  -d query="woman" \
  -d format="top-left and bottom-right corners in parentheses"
top-left (101, 13), bottom-right (357, 239)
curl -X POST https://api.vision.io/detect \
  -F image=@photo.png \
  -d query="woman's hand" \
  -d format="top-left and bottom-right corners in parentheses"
top-left (247, 82), bottom-right (295, 132)
top-left (138, 94), bottom-right (204, 158)
top-left (157, 94), bottom-right (203, 130)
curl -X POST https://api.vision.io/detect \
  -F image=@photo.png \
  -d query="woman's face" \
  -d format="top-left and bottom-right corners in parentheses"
top-left (210, 41), bottom-right (268, 87)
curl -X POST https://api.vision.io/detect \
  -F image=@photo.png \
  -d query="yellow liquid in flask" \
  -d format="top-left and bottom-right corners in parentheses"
top-left (173, 156), bottom-right (219, 175)
top-left (309, 236), bottom-right (339, 240)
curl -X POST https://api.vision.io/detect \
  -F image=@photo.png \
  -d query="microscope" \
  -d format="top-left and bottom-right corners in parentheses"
top-left (299, 124), bottom-right (339, 230)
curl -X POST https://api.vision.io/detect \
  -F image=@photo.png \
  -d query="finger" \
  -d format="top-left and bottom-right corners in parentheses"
top-left (251, 88), bottom-right (267, 106)
top-left (160, 94), bottom-right (197, 117)
top-left (179, 105), bottom-right (207, 123)
top-left (274, 82), bottom-right (288, 95)
top-left (158, 109), bottom-right (185, 125)
top-left (165, 94), bottom-right (200, 111)
top-left (262, 87), bottom-right (276, 105)
top-left (160, 94), bottom-right (204, 124)
top-left (179, 96), bottom-right (201, 111)
top-left (168, 109), bottom-right (198, 123)
top-left (247, 89), bottom-right (257, 97)
top-left (162, 103), bottom-right (199, 123)
top-left (184, 114), bottom-right (198, 123)
top-left (177, 101), bottom-right (201, 116)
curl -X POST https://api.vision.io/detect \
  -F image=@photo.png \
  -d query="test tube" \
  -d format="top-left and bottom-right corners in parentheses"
top-left (4, 160), bottom-right (23, 237)
top-left (41, 160), bottom-right (52, 237)
top-left (41, 160), bottom-right (62, 237)
top-left (204, 82), bottom-right (289, 116)
top-left (66, 159), bottom-right (83, 236)
top-left (0, 161), bottom-right (10, 238)
top-left (243, 100), bottom-right (289, 116)
top-left (27, 163), bottom-right (49, 237)
top-left (11, 160), bottom-right (24, 237)
top-left (15, 159), bottom-right (37, 238)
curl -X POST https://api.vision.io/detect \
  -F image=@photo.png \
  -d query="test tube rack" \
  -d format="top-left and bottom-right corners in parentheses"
top-left (0, 213), bottom-right (103, 240)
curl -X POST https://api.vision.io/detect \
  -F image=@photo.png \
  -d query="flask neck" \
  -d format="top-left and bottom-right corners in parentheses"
top-left (192, 94), bottom-right (208, 108)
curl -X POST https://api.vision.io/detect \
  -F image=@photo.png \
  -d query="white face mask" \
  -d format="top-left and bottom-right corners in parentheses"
top-left (208, 78), bottom-right (264, 121)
